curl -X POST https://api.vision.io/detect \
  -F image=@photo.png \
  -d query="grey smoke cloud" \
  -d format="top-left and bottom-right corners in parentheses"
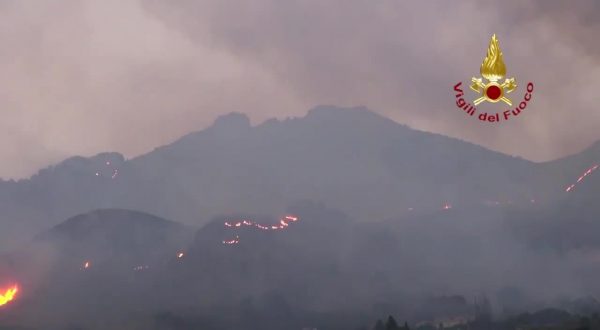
top-left (1, 0), bottom-right (599, 178)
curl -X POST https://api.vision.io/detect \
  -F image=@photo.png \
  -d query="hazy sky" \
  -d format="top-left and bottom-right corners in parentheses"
top-left (1, 0), bottom-right (599, 179)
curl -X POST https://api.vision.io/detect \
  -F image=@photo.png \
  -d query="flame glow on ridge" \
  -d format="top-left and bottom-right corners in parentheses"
top-left (222, 215), bottom-right (299, 245)
top-left (565, 164), bottom-right (599, 192)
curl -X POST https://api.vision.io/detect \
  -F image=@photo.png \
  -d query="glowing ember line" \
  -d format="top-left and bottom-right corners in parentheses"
top-left (221, 215), bottom-right (299, 245)
top-left (223, 215), bottom-right (299, 231)
top-left (565, 164), bottom-right (599, 192)
top-left (284, 215), bottom-right (298, 222)
top-left (0, 285), bottom-right (18, 307)
top-left (222, 235), bottom-right (240, 245)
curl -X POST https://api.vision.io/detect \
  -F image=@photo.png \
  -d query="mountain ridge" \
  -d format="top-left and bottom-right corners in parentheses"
top-left (0, 106), bottom-right (598, 252)
top-left (5, 106), bottom-right (600, 185)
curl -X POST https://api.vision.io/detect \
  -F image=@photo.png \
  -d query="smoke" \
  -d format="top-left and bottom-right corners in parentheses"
top-left (1, 1), bottom-right (599, 178)
top-left (138, 0), bottom-right (600, 163)
top-left (0, 2), bottom-right (599, 326)
top-left (3, 204), bottom-right (600, 329)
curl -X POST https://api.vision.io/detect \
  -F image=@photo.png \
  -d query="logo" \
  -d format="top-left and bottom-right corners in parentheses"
top-left (453, 34), bottom-right (534, 123)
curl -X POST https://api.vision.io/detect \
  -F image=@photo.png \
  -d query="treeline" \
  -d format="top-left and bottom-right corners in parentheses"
top-left (364, 310), bottom-right (600, 330)
top-left (371, 316), bottom-right (411, 330)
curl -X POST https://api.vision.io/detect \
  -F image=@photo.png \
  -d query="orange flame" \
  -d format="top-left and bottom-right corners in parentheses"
top-left (0, 285), bottom-right (18, 307)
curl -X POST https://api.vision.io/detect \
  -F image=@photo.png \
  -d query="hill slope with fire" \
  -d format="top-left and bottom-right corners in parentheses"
top-left (3, 106), bottom-right (597, 251)
top-left (2, 195), bottom-right (600, 329)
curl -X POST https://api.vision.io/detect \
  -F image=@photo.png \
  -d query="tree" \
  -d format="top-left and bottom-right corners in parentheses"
top-left (385, 316), bottom-right (399, 330)
top-left (374, 319), bottom-right (385, 330)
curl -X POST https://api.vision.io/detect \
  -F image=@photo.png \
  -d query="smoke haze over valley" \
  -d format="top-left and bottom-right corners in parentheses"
top-left (2, 1), bottom-right (600, 329)
top-left (1, 107), bottom-right (600, 329)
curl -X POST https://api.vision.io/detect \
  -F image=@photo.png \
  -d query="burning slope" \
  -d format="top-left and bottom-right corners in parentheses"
top-left (222, 215), bottom-right (299, 245)
top-left (565, 164), bottom-right (599, 192)
top-left (0, 285), bottom-right (18, 307)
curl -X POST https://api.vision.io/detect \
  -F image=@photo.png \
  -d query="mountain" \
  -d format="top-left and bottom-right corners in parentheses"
top-left (0, 106), bottom-right (598, 253)
top-left (34, 208), bottom-right (192, 262)
top-left (0, 106), bottom-right (599, 328)
top-left (0, 204), bottom-right (481, 329)
top-left (3, 199), bottom-right (600, 329)
top-left (0, 107), bottom-right (530, 248)
top-left (1, 209), bottom-right (193, 292)
top-left (0, 209), bottom-right (193, 330)
top-left (532, 139), bottom-right (600, 200)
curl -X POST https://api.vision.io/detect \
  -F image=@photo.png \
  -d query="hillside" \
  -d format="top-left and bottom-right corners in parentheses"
top-left (3, 200), bottom-right (600, 329)
top-left (2, 106), bottom-right (574, 252)
top-left (0, 209), bottom-right (194, 329)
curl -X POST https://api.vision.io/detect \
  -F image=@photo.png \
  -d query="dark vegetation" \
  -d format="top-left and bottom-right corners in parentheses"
top-left (1, 107), bottom-right (600, 329)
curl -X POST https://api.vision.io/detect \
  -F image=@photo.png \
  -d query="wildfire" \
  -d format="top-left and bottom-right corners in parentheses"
top-left (222, 235), bottom-right (240, 245)
top-left (177, 252), bottom-right (185, 258)
top-left (0, 285), bottom-right (18, 307)
top-left (82, 261), bottom-right (91, 270)
top-left (222, 215), bottom-right (299, 245)
top-left (223, 215), bottom-right (299, 232)
top-left (565, 164), bottom-right (599, 192)
top-left (443, 203), bottom-right (452, 210)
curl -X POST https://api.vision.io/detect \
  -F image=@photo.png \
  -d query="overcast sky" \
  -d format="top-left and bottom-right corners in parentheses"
top-left (1, 0), bottom-right (599, 179)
